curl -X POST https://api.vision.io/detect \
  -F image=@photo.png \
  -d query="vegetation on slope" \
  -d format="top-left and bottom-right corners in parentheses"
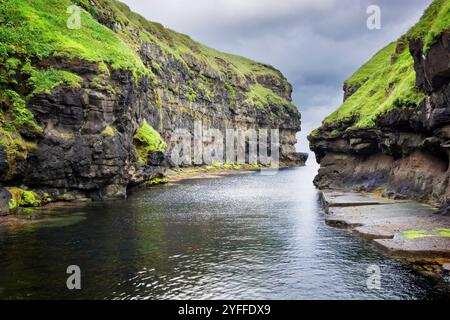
top-left (0, 0), bottom-right (295, 114)
top-left (88, 0), bottom-right (284, 79)
top-left (28, 69), bottom-right (82, 96)
top-left (405, 0), bottom-right (450, 52)
top-left (316, 0), bottom-right (449, 133)
top-left (0, 0), bottom-right (295, 184)
top-left (75, 0), bottom-right (295, 109)
top-left (0, 0), bottom-right (156, 179)
top-left (246, 84), bottom-right (297, 111)
top-left (324, 43), bottom-right (425, 129)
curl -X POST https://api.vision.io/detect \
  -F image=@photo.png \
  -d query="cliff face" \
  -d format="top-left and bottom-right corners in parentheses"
top-left (309, 0), bottom-right (450, 209)
top-left (0, 0), bottom-right (305, 210)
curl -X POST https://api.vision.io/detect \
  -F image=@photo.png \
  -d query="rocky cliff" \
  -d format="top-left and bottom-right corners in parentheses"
top-left (309, 0), bottom-right (450, 210)
top-left (0, 0), bottom-right (305, 213)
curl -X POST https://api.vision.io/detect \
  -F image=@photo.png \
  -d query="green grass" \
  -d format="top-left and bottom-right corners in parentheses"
top-left (324, 44), bottom-right (426, 129)
top-left (75, 0), bottom-right (291, 111)
top-left (316, 0), bottom-right (450, 133)
top-left (0, 0), bottom-right (151, 79)
top-left (435, 228), bottom-right (450, 237)
top-left (98, 0), bottom-right (282, 79)
top-left (0, 0), bottom-right (292, 115)
top-left (405, 0), bottom-right (450, 52)
top-left (133, 120), bottom-right (166, 164)
top-left (245, 84), bottom-right (296, 111)
top-left (223, 163), bottom-right (242, 170)
top-left (6, 187), bottom-right (41, 209)
top-left (134, 120), bottom-right (166, 152)
top-left (401, 230), bottom-right (429, 239)
top-left (0, 0), bottom-right (296, 184)
top-left (1, 89), bottom-right (42, 132)
top-left (344, 43), bottom-right (396, 89)
top-left (146, 177), bottom-right (168, 186)
top-left (28, 68), bottom-right (82, 96)
top-left (0, 128), bottom-right (37, 179)
top-left (101, 126), bottom-right (116, 137)
top-left (400, 228), bottom-right (450, 239)
top-left (424, 1), bottom-right (450, 51)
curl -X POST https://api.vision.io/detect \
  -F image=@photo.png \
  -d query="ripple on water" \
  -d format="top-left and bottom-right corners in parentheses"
top-left (0, 167), bottom-right (449, 299)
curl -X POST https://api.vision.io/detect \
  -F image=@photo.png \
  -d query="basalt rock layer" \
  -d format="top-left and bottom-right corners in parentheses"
top-left (309, 0), bottom-right (450, 210)
top-left (0, 0), bottom-right (305, 210)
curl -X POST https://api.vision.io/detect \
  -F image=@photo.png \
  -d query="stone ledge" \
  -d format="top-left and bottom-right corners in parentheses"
top-left (320, 190), bottom-right (450, 265)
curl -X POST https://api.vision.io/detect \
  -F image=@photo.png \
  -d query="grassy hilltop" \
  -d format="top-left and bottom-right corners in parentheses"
top-left (314, 0), bottom-right (450, 133)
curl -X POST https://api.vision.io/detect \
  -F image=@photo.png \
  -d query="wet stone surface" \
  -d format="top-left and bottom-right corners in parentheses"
top-left (321, 191), bottom-right (450, 262)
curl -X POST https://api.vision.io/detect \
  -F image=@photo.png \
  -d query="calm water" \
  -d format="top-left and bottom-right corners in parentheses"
top-left (0, 164), bottom-right (449, 300)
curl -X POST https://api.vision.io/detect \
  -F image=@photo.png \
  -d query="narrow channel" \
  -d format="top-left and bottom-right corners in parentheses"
top-left (0, 162), bottom-right (449, 300)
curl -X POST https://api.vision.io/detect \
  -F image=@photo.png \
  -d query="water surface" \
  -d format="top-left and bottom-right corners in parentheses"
top-left (0, 164), bottom-right (449, 299)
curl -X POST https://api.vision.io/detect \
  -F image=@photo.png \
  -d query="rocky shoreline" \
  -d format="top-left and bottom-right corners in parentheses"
top-left (320, 190), bottom-right (450, 276)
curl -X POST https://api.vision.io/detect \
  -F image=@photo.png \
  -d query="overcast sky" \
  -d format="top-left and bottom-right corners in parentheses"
top-left (122, 0), bottom-right (432, 153)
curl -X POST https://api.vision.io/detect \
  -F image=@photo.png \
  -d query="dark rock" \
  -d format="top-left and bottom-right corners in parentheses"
top-left (0, 145), bottom-right (8, 180)
top-left (0, 188), bottom-right (12, 216)
top-left (147, 151), bottom-right (167, 166)
top-left (411, 31), bottom-right (450, 94)
top-left (382, 191), bottom-right (395, 199)
top-left (27, 214), bottom-right (40, 221)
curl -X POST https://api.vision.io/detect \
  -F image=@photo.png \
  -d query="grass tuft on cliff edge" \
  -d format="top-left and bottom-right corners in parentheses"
top-left (324, 43), bottom-right (426, 129)
top-left (133, 120), bottom-right (166, 164)
top-left (406, 0), bottom-right (450, 52)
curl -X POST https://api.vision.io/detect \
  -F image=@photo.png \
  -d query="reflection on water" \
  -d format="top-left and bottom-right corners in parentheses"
top-left (0, 165), bottom-right (449, 300)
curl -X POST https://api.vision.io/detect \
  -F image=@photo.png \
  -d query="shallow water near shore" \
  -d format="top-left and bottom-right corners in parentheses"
top-left (0, 163), bottom-right (449, 300)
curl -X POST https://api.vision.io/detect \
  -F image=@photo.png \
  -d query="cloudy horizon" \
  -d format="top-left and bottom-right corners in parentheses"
top-left (122, 0), bottom-right (432, 155)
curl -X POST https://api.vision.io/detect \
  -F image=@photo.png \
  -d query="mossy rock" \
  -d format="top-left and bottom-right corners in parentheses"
top-left (146, 177), bottom-right (168, 186)
top-left (6, 187), bottom-right (42, 210)
top-left (101, 126), bottom-right (117, 137)
top-left (400, 228), bottom-right (450, 239)
top-left (133, 120), bottom-right (166, 164)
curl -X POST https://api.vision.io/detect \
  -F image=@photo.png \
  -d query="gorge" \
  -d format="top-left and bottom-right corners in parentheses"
top-left (0, 0), bottom-right (306, 215)
top-left (1, 0), bottom-right (450, 301)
